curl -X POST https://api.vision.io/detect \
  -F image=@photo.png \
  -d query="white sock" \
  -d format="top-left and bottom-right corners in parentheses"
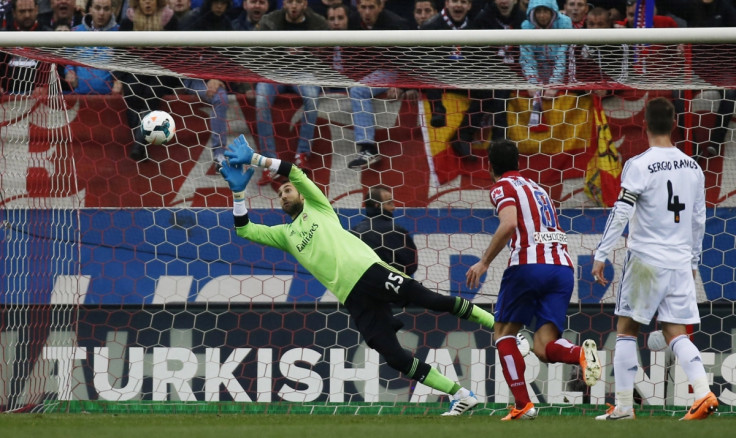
top-left (670, 335), bottom-right (710, 399)
top-left (614, 335), bottom-right (638, 409)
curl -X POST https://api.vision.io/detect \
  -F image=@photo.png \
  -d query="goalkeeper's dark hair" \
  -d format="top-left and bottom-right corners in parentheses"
top-left (488, 139), bottom-right (519, 177)
top-left (645, 97), bottom-right (675, 136)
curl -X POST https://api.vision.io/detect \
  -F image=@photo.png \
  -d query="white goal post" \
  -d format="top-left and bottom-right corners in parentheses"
top-left (1, 27), bottom-right (736, 46)
top-left (1, 28), bottom-right (736, 90)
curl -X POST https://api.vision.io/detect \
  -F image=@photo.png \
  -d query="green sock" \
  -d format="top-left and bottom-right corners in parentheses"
top-left (421, 368), bottom-right (458, 395)
top-left (469, 305), bottom-right (495, 329)
top-left (453, 298), bottom-right (495, 329)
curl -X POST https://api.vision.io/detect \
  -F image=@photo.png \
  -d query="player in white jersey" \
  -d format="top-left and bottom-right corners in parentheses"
top-left (592, 97), bottom-right (717, 421)
top-left (466, 139), bottom-right (601, 421)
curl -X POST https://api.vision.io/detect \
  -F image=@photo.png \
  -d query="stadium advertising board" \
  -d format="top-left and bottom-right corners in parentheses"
top-left (1, 305), bottom-right (733, 407)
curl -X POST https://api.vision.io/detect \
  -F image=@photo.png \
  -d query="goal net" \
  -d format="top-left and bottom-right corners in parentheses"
top-left (0, 29), bottom-right (734, 415)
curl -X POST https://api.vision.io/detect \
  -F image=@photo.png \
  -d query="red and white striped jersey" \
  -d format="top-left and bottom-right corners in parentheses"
top-left (490, 171), bottom-right (573, 267)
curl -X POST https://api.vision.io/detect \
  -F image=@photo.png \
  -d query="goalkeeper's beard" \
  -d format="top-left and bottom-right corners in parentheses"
top-left (282, 200), bottom-right (304, 218)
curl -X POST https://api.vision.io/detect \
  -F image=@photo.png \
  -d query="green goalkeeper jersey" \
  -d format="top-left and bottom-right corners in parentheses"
top-left (235, 165), bottom-right (395, 303)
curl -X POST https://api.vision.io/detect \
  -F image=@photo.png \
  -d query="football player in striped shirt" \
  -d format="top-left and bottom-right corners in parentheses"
top-left (466, 139), bottom-right (601, 421)
top-left (592, 97), bottom-right (717, 421)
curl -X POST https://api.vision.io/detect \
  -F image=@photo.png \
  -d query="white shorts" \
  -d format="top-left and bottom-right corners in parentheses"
top-left (615, 252), bottom-right (700, 325)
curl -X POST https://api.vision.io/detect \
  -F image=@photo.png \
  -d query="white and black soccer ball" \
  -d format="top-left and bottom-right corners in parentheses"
top-left (141, 111), bottom-right (176, 145)
top-left (517, 332), bottom-right (531, 357)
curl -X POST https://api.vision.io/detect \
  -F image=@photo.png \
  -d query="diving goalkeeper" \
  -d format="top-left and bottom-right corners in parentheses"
top-left (219, 135), bottom-right (495, 416)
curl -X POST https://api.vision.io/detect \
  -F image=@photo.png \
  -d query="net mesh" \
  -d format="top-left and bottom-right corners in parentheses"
top-left (0, 61), bottom-right (81, 412)
top-left (0, 35), bottom-right (734, 415)
top-left (7, 43), bottom-right (736, 90)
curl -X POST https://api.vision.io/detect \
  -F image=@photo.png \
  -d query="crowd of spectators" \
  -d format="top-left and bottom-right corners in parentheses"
top-left (2, 0), bottom-right (736, 164)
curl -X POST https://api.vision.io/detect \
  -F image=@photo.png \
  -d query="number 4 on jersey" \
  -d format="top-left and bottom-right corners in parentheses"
top-left (667, 180), bottom-right (685, 223)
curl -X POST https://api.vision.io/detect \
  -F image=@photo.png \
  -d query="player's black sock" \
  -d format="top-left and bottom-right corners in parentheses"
top-left (403, 358), bottom-right (432, 383)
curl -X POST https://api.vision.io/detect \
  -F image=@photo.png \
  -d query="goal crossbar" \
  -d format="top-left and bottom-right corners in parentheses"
top-left (1, 28), bottom-right (736, 47)
top-left (2, 28), bottom-right (736, 90)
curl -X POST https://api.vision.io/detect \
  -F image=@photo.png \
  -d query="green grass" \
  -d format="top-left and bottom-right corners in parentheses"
top-left (1, 413), bottom-right (734, 438)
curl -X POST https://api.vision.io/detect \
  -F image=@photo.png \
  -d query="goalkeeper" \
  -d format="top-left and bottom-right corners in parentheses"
top-left (219, 135), bottom-right (495, 416)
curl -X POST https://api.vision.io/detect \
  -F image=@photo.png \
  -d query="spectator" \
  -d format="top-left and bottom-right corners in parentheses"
top-left (9, 0), bottom-right (39, 31)
top-left (472, 0), bottom-right (525, 30)
top-left (521, 0), bottom-right (571, 92)
top-left (4, 0), bottom-right (72, 95)
top-left (383, 0), bottom-right (414, 24)
top-left (229, 0), bottom-right (266, 94)
top-left (520, 0), bottom-right (572, 130)
top-left (38, 0), bottom-right (82, 28)
top-left (181, 0), bottom-right (233, 162)
top-left (422, 0), bottom-right (506, 160)
top-left (471, 0), bottom-right (525, 65)
top-left (0, 0), bottom-right (13, 30)
top-left (326, 2), bottom-right (348, 86)
top-left (253, 0), bottom-right (327, 185)
top-left (346, 0), bottom-right (410, 169)
top-left (348, 0), bottom-right (408, 30)
top-left (561, 0), bottom-right (587, 28)
top-left (584, 4), bottom-right (608, 28)
top-left (309, 0), bottom-right (342, 18)
top-left (0, 0), bottom-right (62, 95)
top-left (351, 186), bottom-right (418, 276)
top-left (65, 0), bottom-right (122, 95)
top-left (587, 0), bottom-right (623, 19)
top-left (186, 0), bottom-right (230, 28)
top-left (117, 0), bottom-right (180, 161)
top-left (470, 0), bottom-right (526, 143)
top-left (230, 0), bottom-right (266, 29)
top-left (168, 0), bottom-right (197, 24)
top-left (119, 0), bottom-right (178, 31)
top-left (412, 0), bottom-right (436, 28)
top-left (575, 6), bottom-right (630, 90)
top-left (673, 0), bottom-right (736, 27)
top-left (325, 1), bottom-right (347, 30)
top-left (615, 0), bottom-right (677, 28)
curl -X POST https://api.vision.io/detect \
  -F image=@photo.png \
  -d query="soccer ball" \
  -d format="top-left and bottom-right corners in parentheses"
top-left (516, 332), bottom-right (531, 357)
top-left (647, 330), bottom-right (668, 351)
top-left (141, 111), bottom-right (175, 145)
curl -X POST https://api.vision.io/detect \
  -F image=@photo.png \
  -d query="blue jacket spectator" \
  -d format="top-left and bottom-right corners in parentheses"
top-left (520, 0), bottom-right (571, 86)
top-left (181, 0), bottom-right (233, 162)
top-left (65, 0), bottom-right (120, 95)
top-left (252, 0), bottom-right (327, 186)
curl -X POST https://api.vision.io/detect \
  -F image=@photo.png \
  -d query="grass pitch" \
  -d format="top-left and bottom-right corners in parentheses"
top-left (1, 413), bottom-right (733, 438)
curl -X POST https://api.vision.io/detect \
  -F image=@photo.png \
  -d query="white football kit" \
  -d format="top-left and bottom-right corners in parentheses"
top-left (595, 146), bottom-right (706, 324)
